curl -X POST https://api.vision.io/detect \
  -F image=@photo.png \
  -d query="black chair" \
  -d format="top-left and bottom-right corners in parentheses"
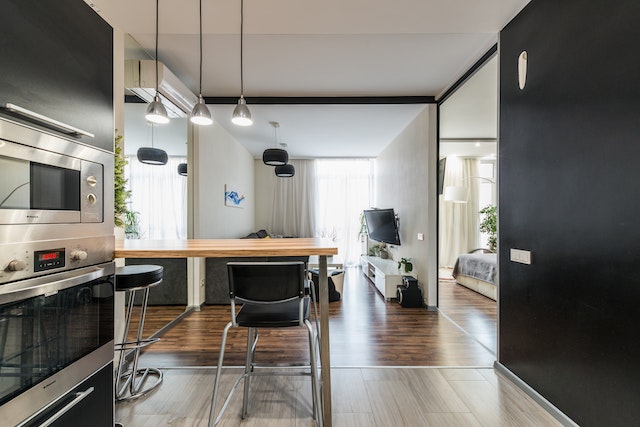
top-left (208, 262), bottom-right (322, 427)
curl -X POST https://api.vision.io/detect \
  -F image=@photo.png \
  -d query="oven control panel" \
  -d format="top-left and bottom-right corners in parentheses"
top-left (0, 236), bottom-right (114, 285)
top-left (34, 248), bottom-right (66, 272)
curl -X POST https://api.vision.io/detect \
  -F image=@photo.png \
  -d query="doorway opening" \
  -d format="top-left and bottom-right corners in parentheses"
top-left (437, 52), bottom-right (498, 354)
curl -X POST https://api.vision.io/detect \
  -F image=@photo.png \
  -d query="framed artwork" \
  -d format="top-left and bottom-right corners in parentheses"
top-left (224, 184), bottom-right (245, 208)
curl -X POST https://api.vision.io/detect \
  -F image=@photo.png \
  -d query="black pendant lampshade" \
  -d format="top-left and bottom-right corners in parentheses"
top-left (177, 163), bottom-right (188, 176)
top-left (275, 163), bottom-right (295, 178)
top-left (137, 147), bottom-right (168, 165)
top-left (263, 148), bottom-right (288, 166)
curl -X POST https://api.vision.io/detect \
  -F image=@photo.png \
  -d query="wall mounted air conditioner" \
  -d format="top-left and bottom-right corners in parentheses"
top-left (125, 59), bottom-right (197, 118)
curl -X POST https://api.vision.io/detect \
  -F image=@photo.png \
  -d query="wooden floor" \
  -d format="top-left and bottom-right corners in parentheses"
top-left (115, 366), bottom-right (562, 427)
top-left (437, 270), bottom-right (497, 354)
top-left (131, 268), bottom-right (496, 367)
top-left (117, 268), bottom-right (561, 426)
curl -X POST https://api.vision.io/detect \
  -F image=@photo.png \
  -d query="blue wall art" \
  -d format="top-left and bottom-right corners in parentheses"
top-left (224, 184), bottom-right (245, 208)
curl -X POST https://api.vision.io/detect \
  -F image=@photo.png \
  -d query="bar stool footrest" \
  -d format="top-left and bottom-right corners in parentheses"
top-left (116, 367), bottom-right (163, 402)
top-left (115, 337), bottom-right (160, 352)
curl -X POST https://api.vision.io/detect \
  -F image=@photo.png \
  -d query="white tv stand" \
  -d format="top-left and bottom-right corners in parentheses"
top-left (360, 256), bottom-right (407, 300)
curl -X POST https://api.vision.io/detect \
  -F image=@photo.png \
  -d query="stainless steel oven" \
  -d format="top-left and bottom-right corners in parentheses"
top-left (0, 263), bottom-right (115, 426)
top-left (0, 117), bottom-right (115, 426)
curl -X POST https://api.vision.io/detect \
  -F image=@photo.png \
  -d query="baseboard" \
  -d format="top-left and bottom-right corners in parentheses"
top-left (493, 362), bottom-right (579, 427)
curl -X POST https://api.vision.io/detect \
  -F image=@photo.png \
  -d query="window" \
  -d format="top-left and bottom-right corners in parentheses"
top-left (315, 159), bottom-right (373, 266)
top-left (124, 156), bottom-right (187, 240)
top-left (478, 159), bottom-right (496, 248)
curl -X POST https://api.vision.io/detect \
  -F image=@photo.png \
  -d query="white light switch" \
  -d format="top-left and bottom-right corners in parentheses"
top-left (417, 233), bottom-right (424, 241)
top-left (510, 248), bottom-right (532, 265)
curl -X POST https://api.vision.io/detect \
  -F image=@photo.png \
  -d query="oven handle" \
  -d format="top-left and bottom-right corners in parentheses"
top-left (16, 387), bottom-right (95, 427)
top-left (0, 263), bottom-right (114, 305)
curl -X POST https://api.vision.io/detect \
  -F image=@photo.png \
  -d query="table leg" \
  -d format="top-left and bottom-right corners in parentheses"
top-left (318, 255), bottom-right (332, 427)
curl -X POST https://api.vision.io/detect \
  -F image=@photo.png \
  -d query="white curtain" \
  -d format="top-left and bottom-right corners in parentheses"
top-left (315, 159), bottom-right (373, 267)
top-left (125, 156), bottom-right (187, 240)
top-left (271, 159), bottom-right (318, 238)
top-left (439, 157), bottom-right (480, 267)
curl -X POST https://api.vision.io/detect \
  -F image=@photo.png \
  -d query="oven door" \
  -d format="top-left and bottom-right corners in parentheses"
top-left (0, 262), bottom-right (114, 426)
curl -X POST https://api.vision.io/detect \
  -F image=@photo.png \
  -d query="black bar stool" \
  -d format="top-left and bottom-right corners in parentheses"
top-left (114, 265), bottom-right (164, 402)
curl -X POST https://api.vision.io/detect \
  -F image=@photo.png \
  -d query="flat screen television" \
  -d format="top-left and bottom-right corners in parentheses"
top-left (363, 208), bottom-right (401, 246)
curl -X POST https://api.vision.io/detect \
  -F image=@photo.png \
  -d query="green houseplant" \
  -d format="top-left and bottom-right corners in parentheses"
top-left (114, 134), bottom-right (131, 228)
top-left (479, 204), bottom-right (497, 252)
top-left (398, 257), bottom-right (413, 273)
top-left (368, 243), bottom-right (383, 257)
top-left (359, 211), bottom-right (367, 235)
top-left (124, 209), bottom-right (142, 239)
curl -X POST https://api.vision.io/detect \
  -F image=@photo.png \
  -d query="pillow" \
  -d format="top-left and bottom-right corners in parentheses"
top-left (241, 229), bottom-right (270, 239)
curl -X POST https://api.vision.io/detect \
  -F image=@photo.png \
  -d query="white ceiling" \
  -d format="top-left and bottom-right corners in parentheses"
top-left (88, 0), bottom-right (529, 158)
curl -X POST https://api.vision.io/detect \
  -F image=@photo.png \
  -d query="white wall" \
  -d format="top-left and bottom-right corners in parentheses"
top-left (195, 122), bottom-right (255, 238)
top-left (254, 159), bottom-right (278, 232)
top-left (375, 105), bottom-right (438, 306)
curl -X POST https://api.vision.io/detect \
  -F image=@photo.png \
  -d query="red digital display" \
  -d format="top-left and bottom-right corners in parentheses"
top-left (33, 248), bottom-right (65, 272)
top-left (39, 252), bottom-right (60, 261)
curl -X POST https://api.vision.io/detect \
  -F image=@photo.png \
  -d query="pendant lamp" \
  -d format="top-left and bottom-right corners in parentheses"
top-left (262, 121), bottom-right (288, 166)
top-left (275, 163), bottom-right (295, 178)
top-left (231, 0), bottom-right (253, 126)
top-left (190, 0), bottom-right (213, 126)
top-left (145, 0), bottom-right (169, 125)
top-left (137, 124), bottom-right (168, 165)
top-left (177, 163), bottom-right (188, 176)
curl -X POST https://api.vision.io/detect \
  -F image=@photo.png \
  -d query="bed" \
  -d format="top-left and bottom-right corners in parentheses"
top-left (452, 251), bottom-right (497, 300)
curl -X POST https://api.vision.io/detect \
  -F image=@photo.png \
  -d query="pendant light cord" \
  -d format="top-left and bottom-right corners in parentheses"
top-left (198, 0), bottom-right (203, 96)
top-left (155, 0), bottom-right (160, 94)
top-left (272, 121), bottom-right (279, 148)
top-left (240, 0), bottom-right (244, 96)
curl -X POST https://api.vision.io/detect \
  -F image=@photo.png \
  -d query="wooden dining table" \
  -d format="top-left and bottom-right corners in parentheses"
top-left (114, 238), bottom-right (338, 427)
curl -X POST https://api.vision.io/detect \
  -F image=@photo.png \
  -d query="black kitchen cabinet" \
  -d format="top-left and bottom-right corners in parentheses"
top-left (0, 0), bottom-right (114, 152)
top-left (22, 363), bottom-right (114, 427)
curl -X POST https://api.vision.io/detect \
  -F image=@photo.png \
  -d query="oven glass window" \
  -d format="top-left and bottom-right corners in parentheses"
top-left (0, 277), bottom-right (114, 406)
top-left (0, 158), bottom-right (81, 211)
top-left (30, 162), bottom-right (80, 211)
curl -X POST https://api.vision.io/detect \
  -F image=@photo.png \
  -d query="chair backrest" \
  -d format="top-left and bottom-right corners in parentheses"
top-left (227, 262), bottom-right (306, 303)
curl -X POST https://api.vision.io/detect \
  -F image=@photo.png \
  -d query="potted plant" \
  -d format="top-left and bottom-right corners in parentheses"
top-left (398, 257), bottom-right (413, 273)
top-left (479, 204), bottom-right (497, 252)
top-left (368, 243), bottom-right (383, 257)
top-left (124, 209), bottom-right (142, 239)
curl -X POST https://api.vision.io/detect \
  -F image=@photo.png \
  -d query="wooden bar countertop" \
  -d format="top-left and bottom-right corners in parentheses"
top-left (114, 238), bottom-right (338, 259)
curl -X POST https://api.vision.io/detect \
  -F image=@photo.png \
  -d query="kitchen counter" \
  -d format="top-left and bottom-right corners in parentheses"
top-left (114, 238), bottom-right (338, 426)
top-left (114, 237), bottom-right (337, 258)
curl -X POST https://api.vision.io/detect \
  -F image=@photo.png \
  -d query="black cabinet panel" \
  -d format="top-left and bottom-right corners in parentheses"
top-left (0, 0), bottom-right (113, 152)
top-left (499, 0), bottom-right (640, 426)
